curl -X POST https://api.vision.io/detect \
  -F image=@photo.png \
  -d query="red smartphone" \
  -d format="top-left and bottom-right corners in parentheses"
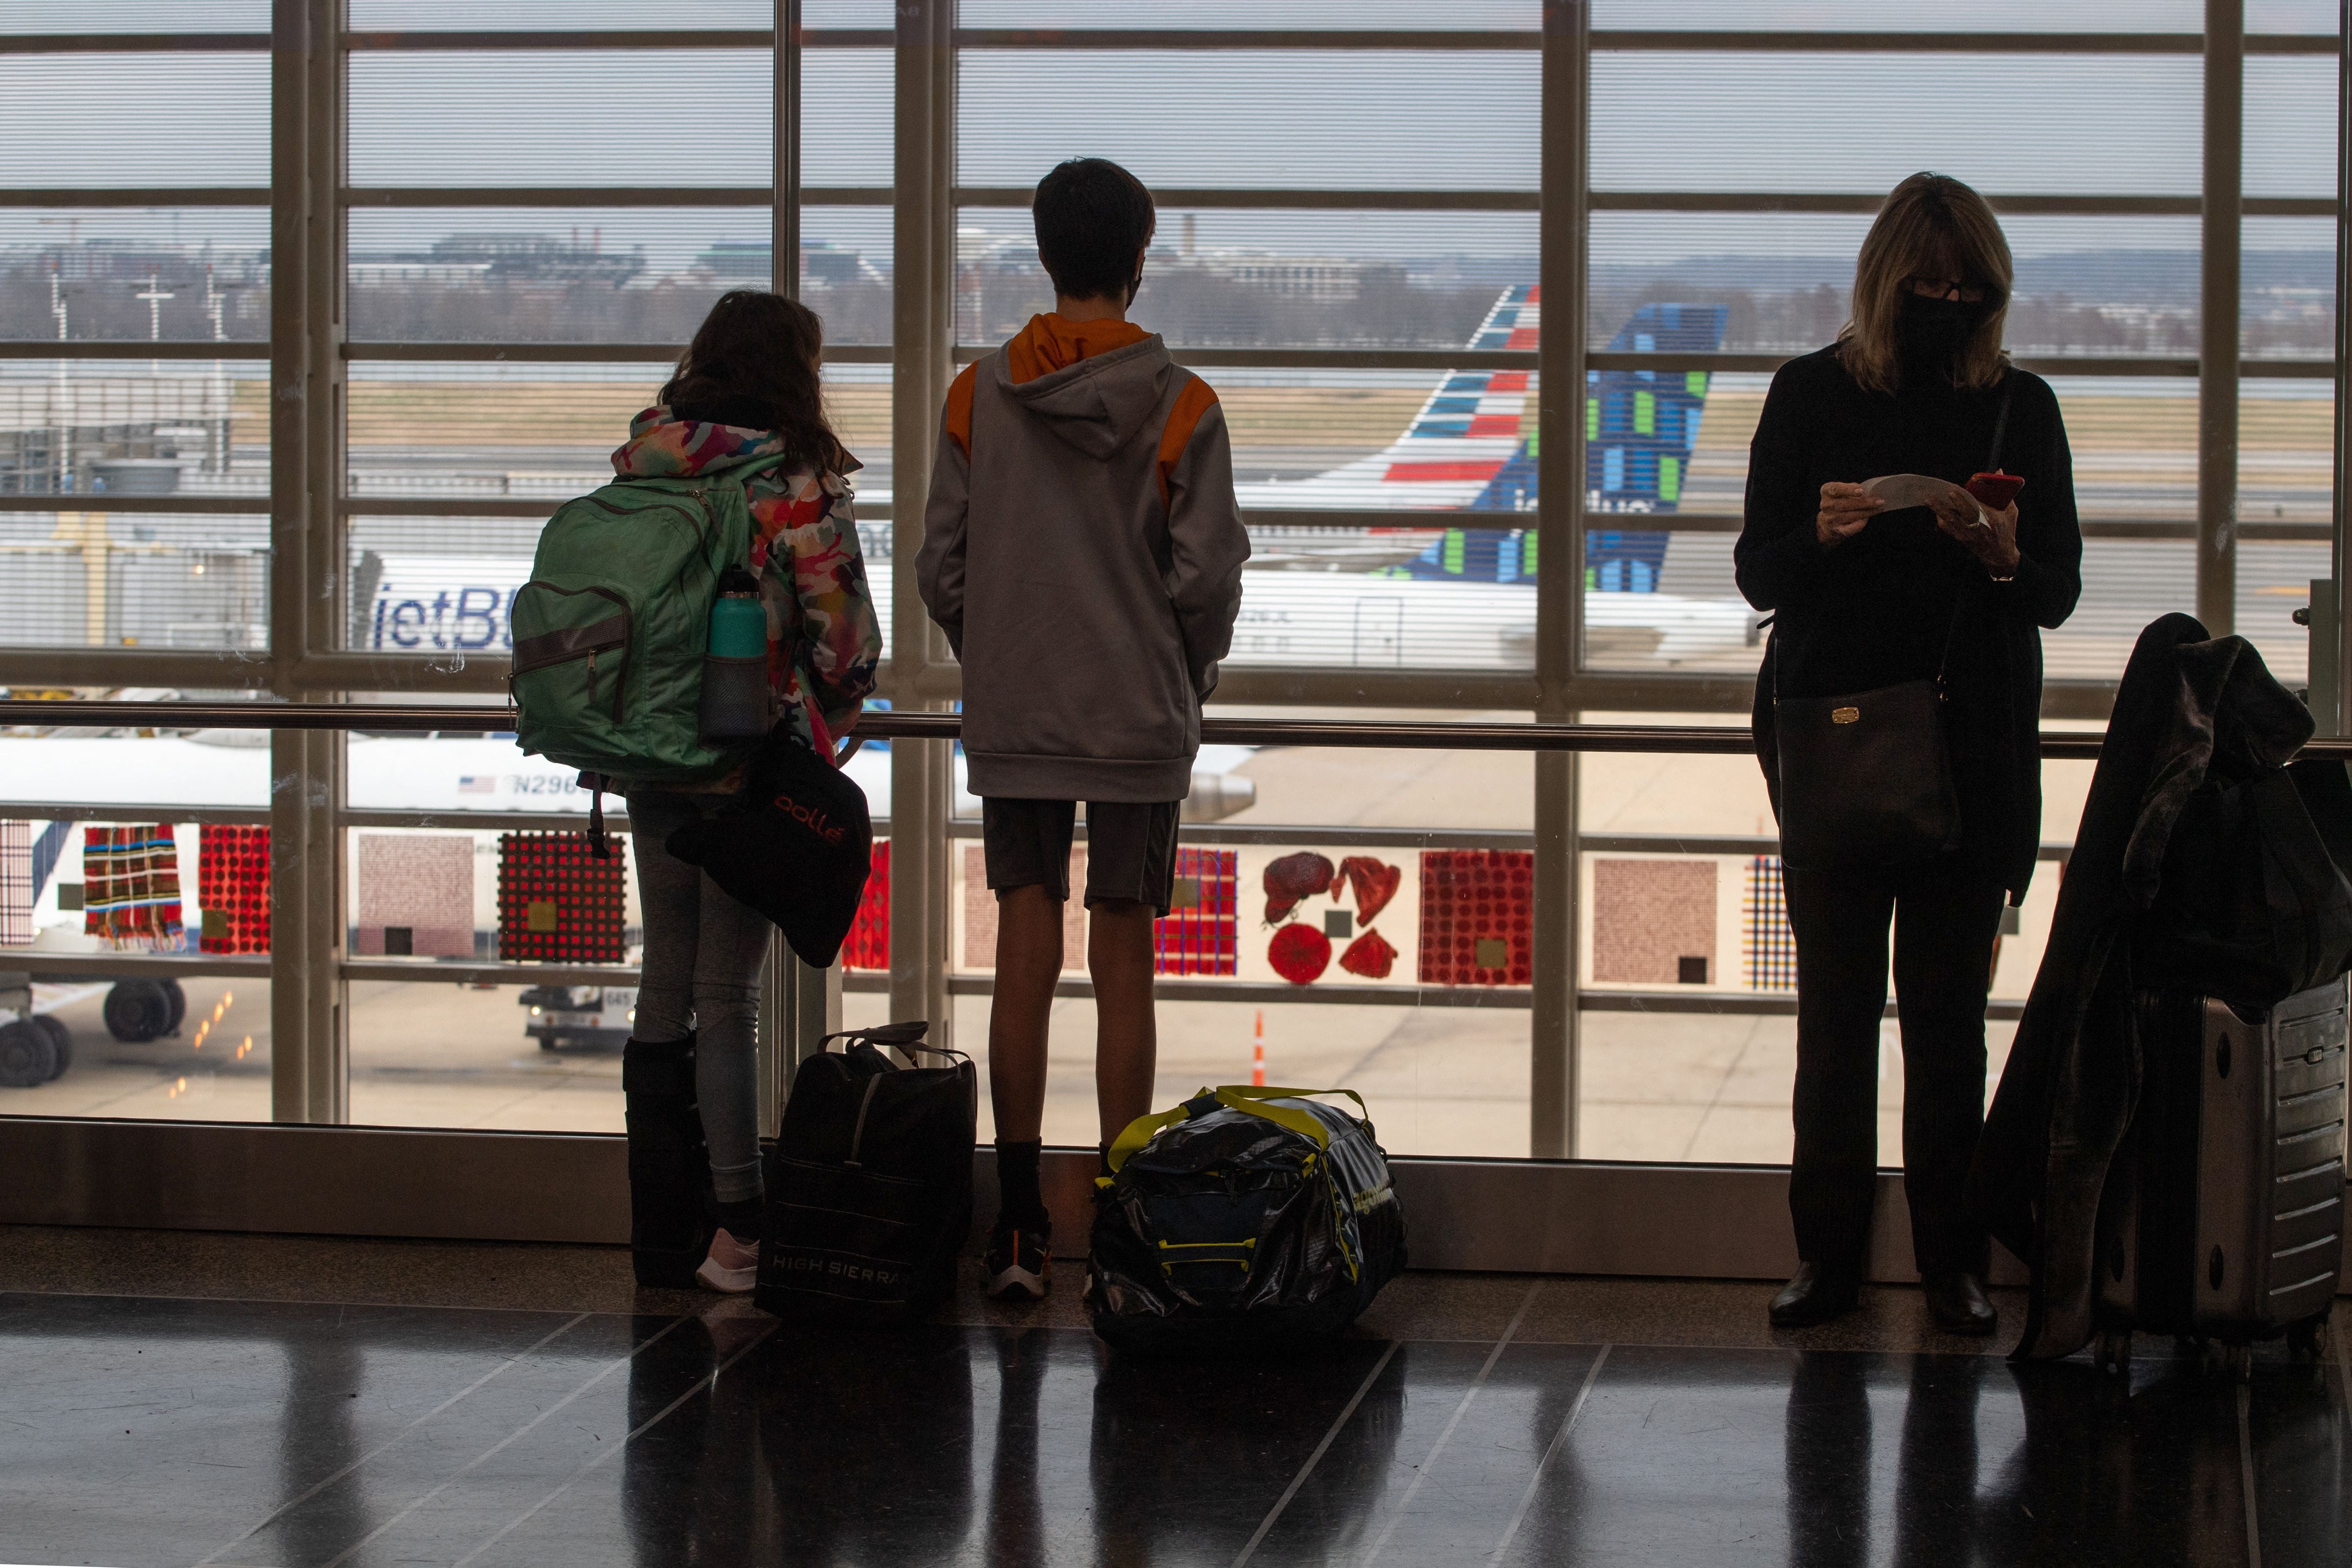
top-left (1967, 470), bottom-right (2025, 510)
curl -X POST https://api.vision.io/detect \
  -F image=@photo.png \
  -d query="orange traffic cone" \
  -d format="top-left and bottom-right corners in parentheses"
top-left (1252, 1009), bottom-right (1265, 1087)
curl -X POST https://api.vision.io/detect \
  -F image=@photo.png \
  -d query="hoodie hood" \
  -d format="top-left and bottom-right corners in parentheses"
top-left (611, 406), bottom-right (784, 479)
top-left (995, 314), bottom-right (1171, 459)
top-left (610, 406), bottom-right (864, 482)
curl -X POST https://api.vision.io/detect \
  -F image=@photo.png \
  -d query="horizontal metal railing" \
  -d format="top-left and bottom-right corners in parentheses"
top-left (0, 697), bottom-right (2285, 1017)
top-left (7, 699), bottom-right (2349, 763)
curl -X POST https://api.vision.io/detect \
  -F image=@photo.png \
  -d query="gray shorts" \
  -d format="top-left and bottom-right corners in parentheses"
top-left (982, 798), bottom-right (1182, 915)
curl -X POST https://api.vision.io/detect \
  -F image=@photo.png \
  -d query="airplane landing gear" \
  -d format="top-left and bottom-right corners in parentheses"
top-left (0, 1018), bottom-right (58, 1087)
top-left (103, 978), bottom-right (186, 1043)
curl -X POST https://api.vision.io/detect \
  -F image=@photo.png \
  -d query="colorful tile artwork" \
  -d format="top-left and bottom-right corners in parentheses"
top-left (496, 832), bottom-right (625, 964)
top-left (1416, 849), bottom-right (1534, 987)
top-left (0, 822), bottom-right (29, 947)
top-left (83, 824), bottom-right (184, 950)
top-left (1254, 850), bottom-right (1411, 986)
top-left (1592, 857), bottom-right (1717, 986)
top-left (839, 838), bottom-right (890, 971)
top-left (356, 833), bottom-right (475, 958)
top-left (1155, 847), bottom-right (1237, 977)
top-left (1743, 855), bottom-right (1797, 992)
top-left (961, 843), bottom-right (1088, 973)
top-left (197, 824), bottom-right (270, 954)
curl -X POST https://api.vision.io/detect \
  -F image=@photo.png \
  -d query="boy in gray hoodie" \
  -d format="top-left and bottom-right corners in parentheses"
top-left (916, 157), bottom-right (1250, 1301)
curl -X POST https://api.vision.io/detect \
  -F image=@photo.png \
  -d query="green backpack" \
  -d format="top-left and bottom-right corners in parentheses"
top-left (510, 456), bottom-right (785, 788)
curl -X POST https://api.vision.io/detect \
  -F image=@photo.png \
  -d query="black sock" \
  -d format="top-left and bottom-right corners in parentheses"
top-left (715, 1196), bottom-right (763, 1241)
top-left (996, 1139), bottom-right (1046, 1230)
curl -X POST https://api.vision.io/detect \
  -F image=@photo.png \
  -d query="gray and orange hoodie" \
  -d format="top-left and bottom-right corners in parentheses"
top-left (916, 313), bottom-right (1250, 802)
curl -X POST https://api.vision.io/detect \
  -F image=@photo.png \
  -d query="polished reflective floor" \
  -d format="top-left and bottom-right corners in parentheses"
top-left (0, 1226), bottom-right (2345, 1567)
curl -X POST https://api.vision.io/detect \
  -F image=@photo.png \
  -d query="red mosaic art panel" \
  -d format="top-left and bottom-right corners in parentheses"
top-left (197, 825), bottom-right (271, 954)
top-left (497, 832), bottom-right (625, 964)
top-left (1155, 847), bottom-right (1237, 977)
top-left (840, 838), bottom-right (890, 971)
top-left (1416, 849), bottom-right (1534, 987)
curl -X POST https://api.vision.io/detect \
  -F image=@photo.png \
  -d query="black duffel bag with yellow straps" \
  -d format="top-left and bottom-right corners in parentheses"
top-left (1088, 1085), bottom-right (1405, 1353)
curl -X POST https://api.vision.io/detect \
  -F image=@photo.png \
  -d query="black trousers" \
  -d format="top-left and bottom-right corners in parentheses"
top-left (1782, 859), bottom-right (2006, 1277)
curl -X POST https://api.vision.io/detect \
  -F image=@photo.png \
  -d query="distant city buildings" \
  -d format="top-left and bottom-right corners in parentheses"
top-left (689, 241), bottom-right (880, 288)
top-left (0, 226), bottom-right (2335, 356)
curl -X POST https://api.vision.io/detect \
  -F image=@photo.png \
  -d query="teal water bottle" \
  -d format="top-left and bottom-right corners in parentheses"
top-left (708, 589), bottom-right (766, 660)
top-left (699, 568), bottom-right (769, 740)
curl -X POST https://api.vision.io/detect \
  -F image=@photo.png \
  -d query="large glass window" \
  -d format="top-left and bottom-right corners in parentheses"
top-left (328, 12), bottom-right (894, 1134)
top-left (0, 12), bottom-right (278, 1121)
top-left (1, 5), bottom-right (2341, 1177)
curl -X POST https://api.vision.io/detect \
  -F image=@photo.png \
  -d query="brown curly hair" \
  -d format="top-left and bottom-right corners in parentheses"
top-left (661, 289), bottom-right (845, 473)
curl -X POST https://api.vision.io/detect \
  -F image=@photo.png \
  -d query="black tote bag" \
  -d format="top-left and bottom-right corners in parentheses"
top-left (1772, 382), bottom-right (2012, 871)
top-left (664, 728), bottom-right (873, 967)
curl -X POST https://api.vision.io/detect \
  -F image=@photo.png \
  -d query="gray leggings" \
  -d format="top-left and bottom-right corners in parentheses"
top-left (625, 789), bottom-right (769, 1204)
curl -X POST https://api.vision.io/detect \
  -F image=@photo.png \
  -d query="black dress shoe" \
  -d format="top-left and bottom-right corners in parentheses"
top-left (1769, 1261), bottom-right (1861, 1328)
top-left (1923, 1271), bottom-right (1997, 1335)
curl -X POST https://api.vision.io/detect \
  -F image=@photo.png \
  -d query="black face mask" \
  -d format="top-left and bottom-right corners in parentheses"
top-left (1895, 291), bottom-right (1986, 366)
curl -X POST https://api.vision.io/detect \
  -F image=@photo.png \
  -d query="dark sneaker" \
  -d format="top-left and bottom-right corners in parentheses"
top-left (985, 1218), bottom-right (1052, 1301)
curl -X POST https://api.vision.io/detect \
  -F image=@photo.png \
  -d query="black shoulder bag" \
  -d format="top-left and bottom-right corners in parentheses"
top-left (1772, 380), bottom-right (2013, 872)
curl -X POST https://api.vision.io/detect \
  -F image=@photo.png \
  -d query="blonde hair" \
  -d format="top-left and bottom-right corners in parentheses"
top-left (1839, 172), bottom-right (2013, 396)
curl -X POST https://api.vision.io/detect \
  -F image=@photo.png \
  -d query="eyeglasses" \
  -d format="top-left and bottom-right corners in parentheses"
top-left (1907, 277), bottom-right (1990, 304)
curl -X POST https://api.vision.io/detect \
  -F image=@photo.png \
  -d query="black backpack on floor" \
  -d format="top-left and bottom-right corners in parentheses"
top-left (1089, 1085), bottom-right (1406, 1354)
top-left (756, 1022), bottom-right (974, 1323)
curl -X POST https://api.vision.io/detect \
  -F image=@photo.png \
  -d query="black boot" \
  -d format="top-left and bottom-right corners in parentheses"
top-left (1769, 1261), bottom-right (1861, 1328)
top-left (1922, 1271), bottom-right (1997, 1335)
top-left (622, 1033), bottom-right (713, 1288)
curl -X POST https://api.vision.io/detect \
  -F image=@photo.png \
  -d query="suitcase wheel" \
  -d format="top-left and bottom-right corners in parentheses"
top-left (2094, 1327), bottom-right (2132, 1376)
top-left (2287, 1318), bottom-right (2328, 1363)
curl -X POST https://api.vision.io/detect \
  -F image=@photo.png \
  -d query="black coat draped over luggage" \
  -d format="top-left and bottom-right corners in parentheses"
top-left (1966, 613), bottom-right (2352, 1358)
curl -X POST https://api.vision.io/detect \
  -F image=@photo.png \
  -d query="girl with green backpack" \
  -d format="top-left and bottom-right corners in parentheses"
top-left (564, 290), bottom-right (881, 1292)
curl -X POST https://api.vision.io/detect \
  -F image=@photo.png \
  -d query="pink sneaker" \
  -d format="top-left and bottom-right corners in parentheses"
top-left (695, 1227), bottom-right (760, 1294)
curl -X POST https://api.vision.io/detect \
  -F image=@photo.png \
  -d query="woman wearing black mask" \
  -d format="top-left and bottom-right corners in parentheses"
top-left (1736, 172), bottom-right (2082, 1332)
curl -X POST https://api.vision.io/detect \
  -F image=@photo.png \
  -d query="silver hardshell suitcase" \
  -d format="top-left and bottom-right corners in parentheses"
top-left (2094, 977), bottom-right (2348, 1377)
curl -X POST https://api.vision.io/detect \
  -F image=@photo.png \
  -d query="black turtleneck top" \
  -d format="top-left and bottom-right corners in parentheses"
top-left (1736, 344), bottom-right (2084, 899)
